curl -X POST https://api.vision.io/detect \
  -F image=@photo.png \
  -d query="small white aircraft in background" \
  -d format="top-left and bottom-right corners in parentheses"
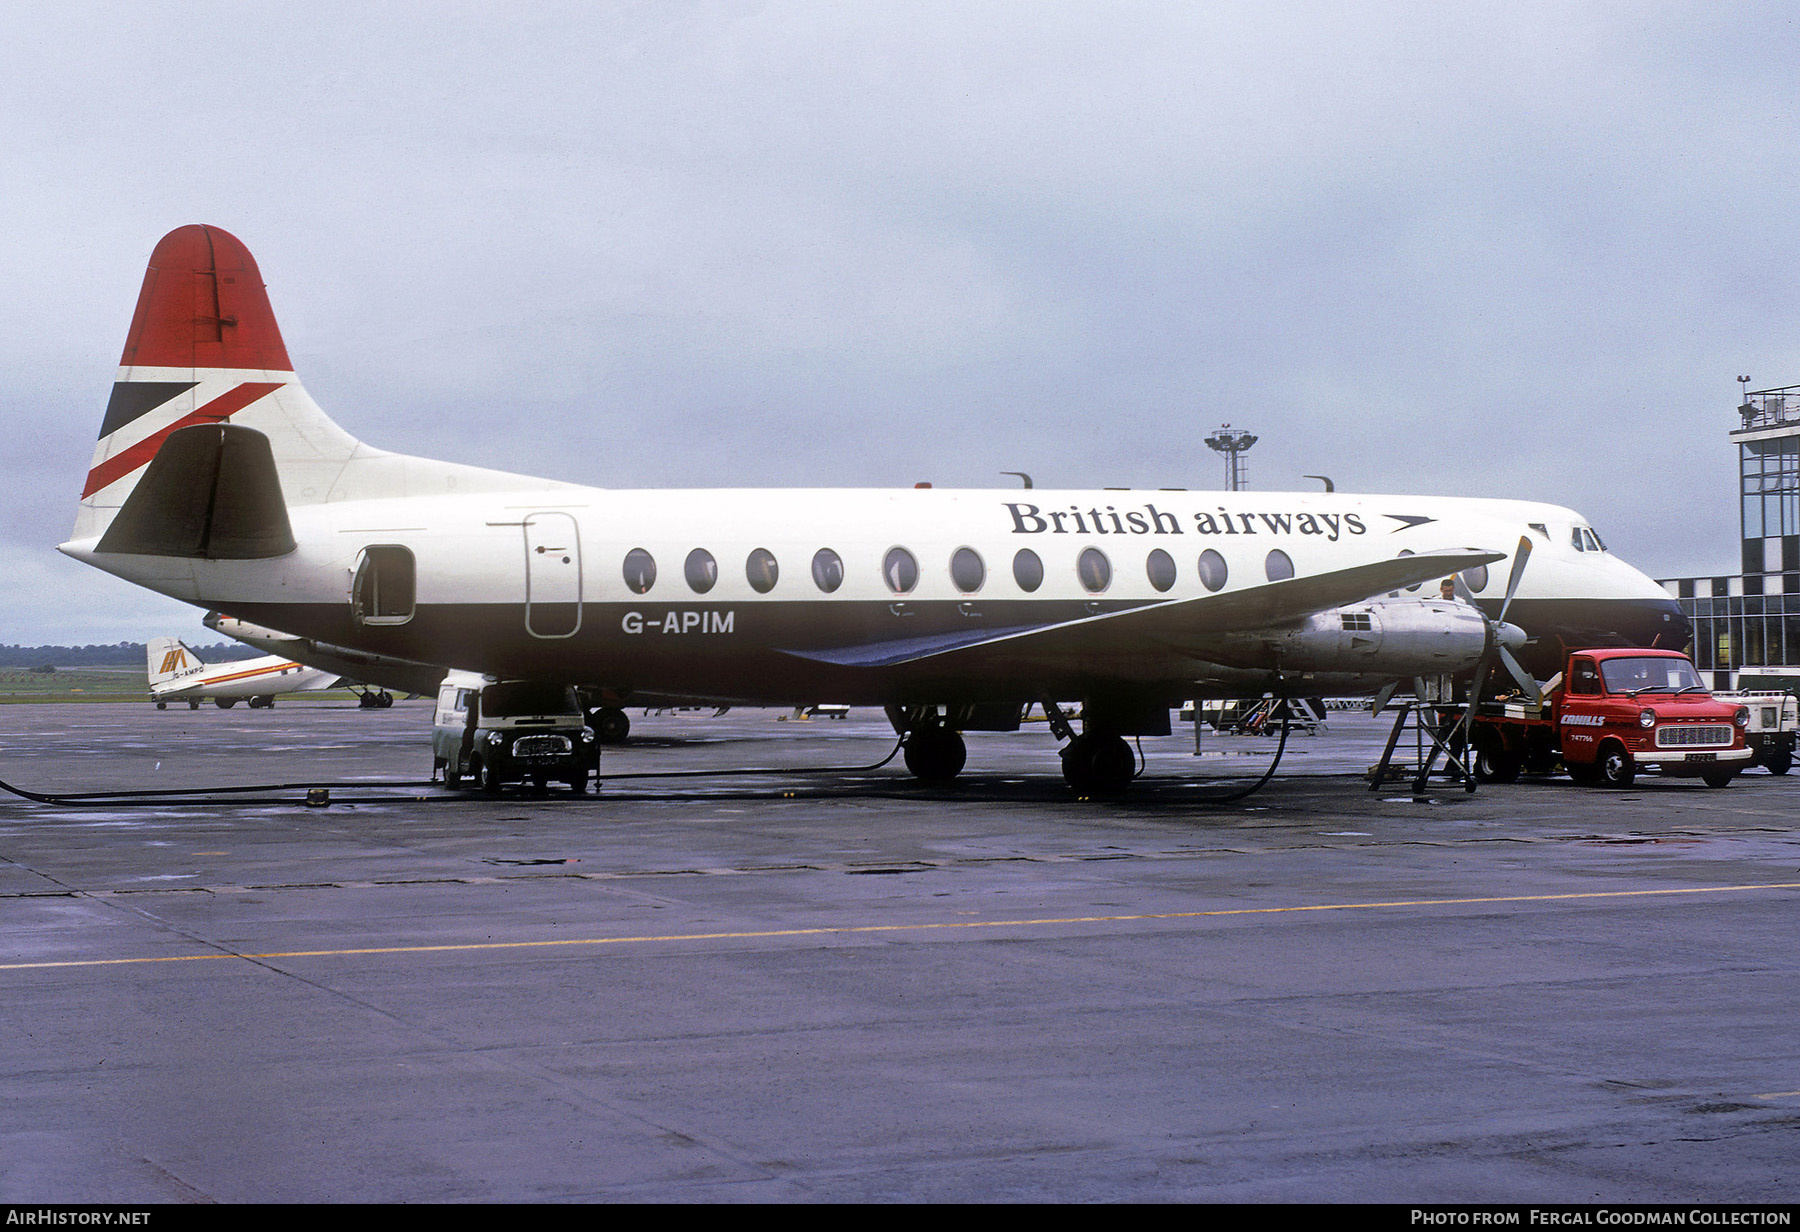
top-left (146, 635), bottom-right (341, 709)
top-left (68, 226), bottom-right (1689, 792)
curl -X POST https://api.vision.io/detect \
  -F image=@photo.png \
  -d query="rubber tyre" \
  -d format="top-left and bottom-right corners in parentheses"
top-left (590, 707), bottom-right (631, 744)
top-left (1702, 767), bottom-right (1736, 788)
top-left (904, 727), bottom-right (966, 783)
top-left (475, 757), bottom-right (503, 795)
top-left (156, 701), bottom-right (167, 710)
top-left (1474, 745), bottom-right (1521, 784)
top-left (1764, 750), bottom-right (1792, 776)
top-left (1597, 745), bottom-right (1635, 788)
top-left (215, 698), bottom-right (237, 709)
top-left (444, 757), bottom-right (463, 788)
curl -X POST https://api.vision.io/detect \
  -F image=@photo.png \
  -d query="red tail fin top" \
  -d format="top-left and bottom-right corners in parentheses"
top-left (120, 225), bottom-right (292, 371)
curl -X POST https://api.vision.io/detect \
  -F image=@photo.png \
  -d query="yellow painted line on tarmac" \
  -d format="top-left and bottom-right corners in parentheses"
top-left (5, 880), bottom-right (1798, 972)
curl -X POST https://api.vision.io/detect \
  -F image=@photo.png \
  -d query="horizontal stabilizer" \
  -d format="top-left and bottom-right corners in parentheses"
top-left (96, 424), bottom-right (295, 558)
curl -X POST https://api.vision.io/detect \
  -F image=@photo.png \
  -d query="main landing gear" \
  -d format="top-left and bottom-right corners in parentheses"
top-left (902, 722), bottom-right (967, 783)
top-left (891, 701), bottom-right (1140, 796)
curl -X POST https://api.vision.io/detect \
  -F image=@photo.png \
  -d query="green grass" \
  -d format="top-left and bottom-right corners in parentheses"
top-left (0, 666), bottom-right (149, 701)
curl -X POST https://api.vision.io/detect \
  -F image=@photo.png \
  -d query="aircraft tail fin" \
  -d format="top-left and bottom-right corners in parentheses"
top-left (146, 636), bottom-right (204, 688)
top-left (71, 225), bottom-right (554, 557)
top-left (73, 224), bottom-right (366, 549)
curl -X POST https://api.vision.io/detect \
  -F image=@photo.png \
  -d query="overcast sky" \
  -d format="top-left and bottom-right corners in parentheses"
top-left (3, 2), bottom-right (1795, 645)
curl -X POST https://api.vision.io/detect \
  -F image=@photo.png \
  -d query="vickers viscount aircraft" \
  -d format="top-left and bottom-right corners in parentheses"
top-left (62, 226), bottom-right (1688, 793)
top-left (146, 634), bottom-right (340, 710)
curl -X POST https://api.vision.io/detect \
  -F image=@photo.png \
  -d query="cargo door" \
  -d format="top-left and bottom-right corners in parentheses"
top-left (524, 512), bottom-right (582, 638)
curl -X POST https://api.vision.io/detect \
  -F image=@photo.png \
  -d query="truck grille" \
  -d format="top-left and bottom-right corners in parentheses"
top-left (1656, 725), bottom-right (1733, 748)
top-left (514, 734), bottom-right (572, 757)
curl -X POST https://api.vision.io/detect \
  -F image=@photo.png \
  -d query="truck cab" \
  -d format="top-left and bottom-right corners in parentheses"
top-left (433, 673), bottom-right (599, 794)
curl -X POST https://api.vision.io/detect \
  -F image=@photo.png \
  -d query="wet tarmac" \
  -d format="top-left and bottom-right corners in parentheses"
top-left (2, 701), bottom-right (1797, 1202)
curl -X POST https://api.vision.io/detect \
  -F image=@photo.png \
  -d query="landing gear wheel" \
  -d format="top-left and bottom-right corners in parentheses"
top-left (188, 699), bottom-right (201, 710)
top-left (1764, 750), bottom-right (1792, 776)
top-left (475, 757), bottom-right (502, 795)
top-left (903, 726), bottom-right (967, 783)
top-left (248, 695), bottom-right (274, 709)
top-left (1702, 767), bottom-right (1737, 788)
top-left (155, 701), bottom-right (167, 710)
top-left (215, 698), bottom-right (237, 709)
top-left (1062, 733), bottom-right (1135, 796)
top-left (1597, 745), bottom-right (1635, 788)
top-left (589, 707), bottom-right (631, 744)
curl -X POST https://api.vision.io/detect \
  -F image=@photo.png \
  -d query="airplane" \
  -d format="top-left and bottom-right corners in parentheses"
top-left (62, 225), bottom-right (1690, 793)
top-left (146, 634), bottom-right (341, 710)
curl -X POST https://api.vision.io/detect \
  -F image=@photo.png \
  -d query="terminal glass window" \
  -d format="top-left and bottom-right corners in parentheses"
top-left (1741, 437), bottom-right (1800, 539)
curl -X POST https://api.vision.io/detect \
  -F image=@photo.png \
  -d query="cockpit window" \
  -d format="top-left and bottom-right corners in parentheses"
top-left (1528, 522), bottom-right (1548, 540)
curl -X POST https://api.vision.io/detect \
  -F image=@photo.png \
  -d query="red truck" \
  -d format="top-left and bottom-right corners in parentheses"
top-left (1470, 648), bottom-right (1753, 788)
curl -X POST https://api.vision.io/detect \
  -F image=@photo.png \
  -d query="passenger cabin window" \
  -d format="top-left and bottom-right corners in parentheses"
top-left (685, 548), bottom-right (717, 594)
top-left (1395, 548), bottom-right (1420, 592)
top-left (950, 547), bottom-right (984, 594)
top-left (746, 548), bottom-right (779, 594)
top-left (1012, 548), bottom-right (1043, 593)
top-left (1146, 549), bottom-right (1177, 593)
top-left (1197, 549), bottom-right (1227, 592)
top-left (352, 545), bottom-right (415, 626)
top-left (884, 547), bottom-right (918, 594)
top-left (811, 548), bottom-right (844, 593)
top-left (1077, 547), bottom-right (1111, 593)
top-left (1460, 564), bottom-right (1488, 592)
top-left (622, 548), bottom-right (656, 595)
top-left (1264, 549), bottom-right (1294, 582)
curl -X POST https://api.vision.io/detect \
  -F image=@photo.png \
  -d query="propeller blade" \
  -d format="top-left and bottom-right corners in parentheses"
top-left (1497, 645), bottom-right (1543, 707)
top-left (1496, 534), bottom-right (1532, 626)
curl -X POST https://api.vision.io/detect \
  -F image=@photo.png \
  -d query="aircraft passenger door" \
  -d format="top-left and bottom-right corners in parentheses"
top-left (524, 512), bottom-right (582, 638)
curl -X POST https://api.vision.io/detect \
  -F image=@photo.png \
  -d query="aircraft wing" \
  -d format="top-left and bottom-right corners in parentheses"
top-left (781, 548), bottom-right (1503, 671)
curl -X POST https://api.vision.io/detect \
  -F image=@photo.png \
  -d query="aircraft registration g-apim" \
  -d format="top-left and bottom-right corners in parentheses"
top-left (62, 226), bottom-right (1689, 793)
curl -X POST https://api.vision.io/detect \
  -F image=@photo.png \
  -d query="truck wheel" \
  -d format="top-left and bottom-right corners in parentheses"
top-left (475, 757), bottom-right (502, 795)
top-left (444, 756), bottom-right (463, 788)
top-left (1475, 745), bottom-right (1520, 784)
top-left (1765, 751), bottom-right (1792, 776)
top-left (1597, 745), bottom-right (1635, 788)
top-left (1702, 767), bottom-right (1736, 788)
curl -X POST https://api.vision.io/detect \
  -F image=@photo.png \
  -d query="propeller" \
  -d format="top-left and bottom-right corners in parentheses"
top-left (1454, 534), bottom-right (1540, 707)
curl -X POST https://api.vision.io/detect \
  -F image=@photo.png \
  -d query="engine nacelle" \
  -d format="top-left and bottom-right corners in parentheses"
top-left (1207, 598), bottom-right (1490, 677)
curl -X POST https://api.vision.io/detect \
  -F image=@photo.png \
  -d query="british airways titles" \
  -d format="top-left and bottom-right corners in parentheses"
top-left (1005, 502), bottom-right (1369, 542)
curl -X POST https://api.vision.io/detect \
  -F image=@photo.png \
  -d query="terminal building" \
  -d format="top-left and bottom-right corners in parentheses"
top-left (1658, 383), bottom-right (1800, 690)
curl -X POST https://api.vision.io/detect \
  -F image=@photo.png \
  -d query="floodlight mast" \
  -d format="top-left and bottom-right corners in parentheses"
top-left (1204, 424), bottom-right (1258, 491)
